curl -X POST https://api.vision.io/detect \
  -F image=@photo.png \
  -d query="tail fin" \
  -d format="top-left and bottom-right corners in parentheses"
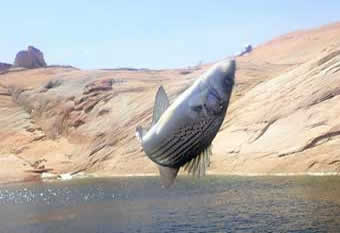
top-left (137, 126), bottom-right (178, 188)
top-left (158, 165), bottom-right (179, 188)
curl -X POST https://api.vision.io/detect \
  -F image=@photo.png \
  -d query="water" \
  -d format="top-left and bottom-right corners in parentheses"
top-left (0, 176), bottom-right (340, 233)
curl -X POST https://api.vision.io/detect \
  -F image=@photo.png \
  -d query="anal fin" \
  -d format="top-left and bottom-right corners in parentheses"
top-left (158, 165), bottom-right (179, 188)
top-left (183, 144), bottom-right (212, 177)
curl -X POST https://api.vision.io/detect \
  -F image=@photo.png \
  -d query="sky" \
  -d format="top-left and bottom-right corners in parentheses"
top-left (1, 1), bottom-right (340, 69)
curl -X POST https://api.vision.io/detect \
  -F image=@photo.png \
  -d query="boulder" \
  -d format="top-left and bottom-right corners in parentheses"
top-left (83, 79), bottom-right (114, 94)
top-left (14, 46), bottom-right (47, 69)
top-left (237, 44), bottom-right (253, 57)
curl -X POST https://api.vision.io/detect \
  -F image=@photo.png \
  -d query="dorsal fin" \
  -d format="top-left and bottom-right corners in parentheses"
top-left (183, 144), bottom-right (212, 177)
top-left (158, 165), bottom-right (179, 188)
top-left (136, 126), bottom-right (148, 143)
top-left (152, 86), bottom-right (169, 126)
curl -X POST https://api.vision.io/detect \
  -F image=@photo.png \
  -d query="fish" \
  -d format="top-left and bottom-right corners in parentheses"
top-left (136, 59), bottom-right (236, 188)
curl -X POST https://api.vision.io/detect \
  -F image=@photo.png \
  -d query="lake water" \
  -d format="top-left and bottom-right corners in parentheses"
top-left (0, 176), bottom-right (340, 233)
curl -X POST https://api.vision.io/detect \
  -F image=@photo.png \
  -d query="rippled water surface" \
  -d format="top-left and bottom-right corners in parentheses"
top-left (1, 176), bottom-right (340, 233)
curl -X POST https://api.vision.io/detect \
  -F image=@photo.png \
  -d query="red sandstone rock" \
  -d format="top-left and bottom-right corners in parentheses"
top-left (1, 22), bottom-right (340, 183)
top-left (14, 46), bottom-right (47, 69)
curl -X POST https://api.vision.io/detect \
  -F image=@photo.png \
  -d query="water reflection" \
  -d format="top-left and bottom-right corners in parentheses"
top-left (0, 176), bottom-right (340, 233)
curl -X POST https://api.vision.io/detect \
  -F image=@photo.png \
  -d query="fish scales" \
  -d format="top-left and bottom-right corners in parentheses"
top-left (136, 59), bottom-right (236, 187)
top-left (149, 117), bottom-right (211, 162)
top-left (161, 118), bottom-right (216, 166)
top-left (154, 115), bottom-right (215, 166)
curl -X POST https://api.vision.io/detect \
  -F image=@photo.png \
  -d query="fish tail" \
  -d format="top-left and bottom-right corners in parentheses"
top-left (158, 165), bottom-right (179, 188)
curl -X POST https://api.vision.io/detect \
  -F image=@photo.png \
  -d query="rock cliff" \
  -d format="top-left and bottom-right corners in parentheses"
top-left (0, 22), bottom-right (340, 183)
top-left (14, 46), bottom-right (47, 69)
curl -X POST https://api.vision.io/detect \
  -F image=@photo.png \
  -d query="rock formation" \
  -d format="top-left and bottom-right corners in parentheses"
top-left (0, 62), bottom-right (12, 72)
top-left (237, 44), bottom-right (253, 56)
top-left (14, 46), bottom-right (47, 69)
top-left (0, 22), bottom-right (340, 183)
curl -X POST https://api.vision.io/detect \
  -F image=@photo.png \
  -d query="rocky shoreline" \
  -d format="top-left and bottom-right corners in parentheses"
top-left (1, 22), bottom-right (340, 184)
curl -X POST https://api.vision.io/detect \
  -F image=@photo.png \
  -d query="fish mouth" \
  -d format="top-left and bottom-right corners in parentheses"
top-left (219, 58), bottom-right (236, 73)
top-left (225, 59), bottom-right (236, 74)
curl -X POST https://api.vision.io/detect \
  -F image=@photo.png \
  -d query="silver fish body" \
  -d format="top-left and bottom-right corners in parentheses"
top-left (137, 59), bottom-right (236, 187)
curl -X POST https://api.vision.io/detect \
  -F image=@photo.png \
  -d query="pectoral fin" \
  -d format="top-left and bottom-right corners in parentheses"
top-left (158, 165), bottom-right (179, 188)
top-left (189, 93), bottom-right (204, 111)
top-left (152, 86), bottom-right (169, 126)
top-left (189, 89), bottom-right (209, 113)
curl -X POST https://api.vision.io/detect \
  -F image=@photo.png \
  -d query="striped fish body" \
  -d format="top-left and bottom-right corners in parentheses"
top-left (137, 59), bottom-right (236, 187)
top-left (143, 94), bottom-right (226, 168)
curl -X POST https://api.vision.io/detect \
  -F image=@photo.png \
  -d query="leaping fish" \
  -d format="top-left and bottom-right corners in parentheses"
top-left (136, 59), bottom-right (236, 187)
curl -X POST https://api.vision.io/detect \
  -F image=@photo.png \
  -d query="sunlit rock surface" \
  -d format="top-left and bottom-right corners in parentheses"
top-left (1, 22), bottom-right (340, 183)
